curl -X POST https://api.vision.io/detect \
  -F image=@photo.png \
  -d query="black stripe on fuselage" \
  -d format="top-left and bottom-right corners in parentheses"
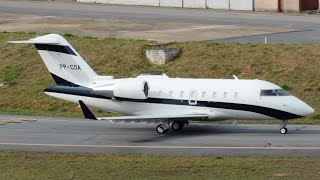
top-left (43, 86), bottom-right (303, 120)
top-left (34, 44), bottom-right (77, 56)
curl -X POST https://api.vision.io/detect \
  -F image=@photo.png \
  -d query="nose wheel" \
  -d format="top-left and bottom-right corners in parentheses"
top-left (280, 127), bottom-right (288, 134)
top-left (280, 120), bottom-right (288, 134)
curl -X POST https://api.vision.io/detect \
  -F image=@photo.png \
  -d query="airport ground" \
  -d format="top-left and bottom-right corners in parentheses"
top-left (0, 1), bottom-right (320, 178)
top-left (0, 0), bottom-right (320, 43)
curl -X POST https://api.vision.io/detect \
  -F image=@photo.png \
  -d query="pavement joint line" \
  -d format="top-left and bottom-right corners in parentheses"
top-left (1, 142), bottom-right (320, 150)
top-left (136, 25), bottom-right (236, 33)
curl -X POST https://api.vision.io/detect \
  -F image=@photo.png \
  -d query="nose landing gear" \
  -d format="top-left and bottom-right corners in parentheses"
top-left (280, 120), bottom-right (288, 134)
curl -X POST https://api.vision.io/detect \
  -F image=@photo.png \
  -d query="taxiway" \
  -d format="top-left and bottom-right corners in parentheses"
top-left (0, 1), bottom-right (320, 43)
top-left (0, 114), bottom-right (319, 156)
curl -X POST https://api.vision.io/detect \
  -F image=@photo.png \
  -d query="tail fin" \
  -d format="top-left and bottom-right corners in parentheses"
top-left (8, 34), bottom-right (97, 87)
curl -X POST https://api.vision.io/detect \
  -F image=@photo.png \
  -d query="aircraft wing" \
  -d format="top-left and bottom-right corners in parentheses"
top-left (78, 100), bottom-right (208, 123)
top-left (98, 114), bottom-right (208, 121)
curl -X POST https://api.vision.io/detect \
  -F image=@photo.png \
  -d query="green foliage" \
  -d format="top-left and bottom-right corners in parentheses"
top-left (281, 84), bottom-right (293, 91)
top-left (304, 87), bottom-right (312, 92)
top-left (47, 104), bottom-right (60, 112)
top-left (209, 64), bottom-right (219, 71)
top-left (231, 67), bottom-right (241, 75)
top-left (216, 156), bottom-right (224, 160)
top-left (83, 36), bottom-right (97, 39)
top-left (2, 64), bottom-right (23, 83)
top-left (63, 32), bottom-right (77, 38)
top-left (311, 114), bottom-right (320, 120)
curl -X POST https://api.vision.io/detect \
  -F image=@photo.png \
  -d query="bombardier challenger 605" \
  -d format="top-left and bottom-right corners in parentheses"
top-left (9, 34), bottom-right (314, 134)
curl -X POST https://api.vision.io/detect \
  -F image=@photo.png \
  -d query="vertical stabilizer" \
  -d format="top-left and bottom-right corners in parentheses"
top-left (8, 34), bottom-right (97, 87)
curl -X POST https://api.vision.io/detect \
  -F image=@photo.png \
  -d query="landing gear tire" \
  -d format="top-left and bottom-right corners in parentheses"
top-left (280, 127), bottom-right (288, 134)
top-left (156, 124), bottom-right (168, 134)
top-left (171, 121), bottom-right (184, 131)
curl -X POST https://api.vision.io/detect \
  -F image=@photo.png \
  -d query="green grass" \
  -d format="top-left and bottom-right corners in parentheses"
top-left (0, 151), bottom-right (319, 179)
top-left (0, 32), bottom-right (319, 123)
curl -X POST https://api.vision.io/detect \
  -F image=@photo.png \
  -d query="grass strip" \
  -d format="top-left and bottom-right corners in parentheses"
top-left (0, 151), bottom-right (319, 179)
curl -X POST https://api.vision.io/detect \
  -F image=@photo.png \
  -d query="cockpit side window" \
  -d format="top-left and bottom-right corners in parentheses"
top-left (260, 89), bottom-right (290, 96)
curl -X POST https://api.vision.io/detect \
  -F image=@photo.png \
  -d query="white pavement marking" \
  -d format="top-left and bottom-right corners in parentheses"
top-left (0, 142), bottom-right (320, 150)
top-left (121, 25), bottom-right (236, 33)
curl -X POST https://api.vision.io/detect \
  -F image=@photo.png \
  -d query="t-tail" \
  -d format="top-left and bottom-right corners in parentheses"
top-left (8, 34), bottom-right (97, 87)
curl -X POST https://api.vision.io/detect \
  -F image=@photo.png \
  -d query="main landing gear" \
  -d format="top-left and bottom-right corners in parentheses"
top-left (280, 120), bottom-right (288, 134)
top-left (156, 121), bottom-right (189, 134)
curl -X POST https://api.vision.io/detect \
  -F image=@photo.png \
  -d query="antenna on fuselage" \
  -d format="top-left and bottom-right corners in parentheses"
top-left (233, 75), bottom-right (239, 80)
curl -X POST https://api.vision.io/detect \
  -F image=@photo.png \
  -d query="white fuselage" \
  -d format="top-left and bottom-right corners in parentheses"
top-left (44, 75), bottom-right (314, 121)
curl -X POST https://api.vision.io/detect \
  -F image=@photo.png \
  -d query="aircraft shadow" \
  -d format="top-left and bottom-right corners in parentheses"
top-left (131, 124), bottom-right (320, 143)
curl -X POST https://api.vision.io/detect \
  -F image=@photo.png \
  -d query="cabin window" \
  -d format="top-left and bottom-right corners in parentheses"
top-left (212, 92), bottom-right (216, 98)
top-left (180, 91), bottom-right (184, 97)
top-left (190, 91), bottom-right (196, 98)
top-left (202, 91), bottom-right (206, 98)
top-left (158, 91), bottom-right (162, 96)
top-left (224, 92), bottom-right (228, 98)
top-left (235, 92), bottom-right (239, 99)
top-left (169, 91), bottom-right (173, 97)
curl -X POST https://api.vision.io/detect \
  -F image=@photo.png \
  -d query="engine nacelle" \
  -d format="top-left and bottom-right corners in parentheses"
top-left (93, 79), bottom-right (149, 100)
top-left (114, 79), bottom-right (149, 100)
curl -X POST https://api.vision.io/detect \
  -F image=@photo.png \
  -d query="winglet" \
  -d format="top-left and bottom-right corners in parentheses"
top-left (79, 100), bottom-right (97, 120)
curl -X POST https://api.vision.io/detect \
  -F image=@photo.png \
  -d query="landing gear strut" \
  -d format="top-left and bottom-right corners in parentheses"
top-left (280, 120), bottom-right (288, 134)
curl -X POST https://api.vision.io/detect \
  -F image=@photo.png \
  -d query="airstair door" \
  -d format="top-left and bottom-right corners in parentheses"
top-left (189, 90), bottom-right (197, 105)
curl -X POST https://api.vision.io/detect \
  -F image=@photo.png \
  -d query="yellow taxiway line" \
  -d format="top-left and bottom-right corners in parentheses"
top-left (0, 142), bottom-right (320, 150)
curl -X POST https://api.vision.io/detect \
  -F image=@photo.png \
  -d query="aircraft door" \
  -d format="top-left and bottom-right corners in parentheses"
top-left (189, 90), bottom-right (197, 105)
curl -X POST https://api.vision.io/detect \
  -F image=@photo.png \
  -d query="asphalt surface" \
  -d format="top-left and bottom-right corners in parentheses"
top-left (0, 1), bottom-right (320, 43)
top-left (1, 114), bottom-right (320, 156)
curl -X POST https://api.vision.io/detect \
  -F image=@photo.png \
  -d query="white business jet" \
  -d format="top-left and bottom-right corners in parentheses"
top-left (9, 34), bottom-right (315, 134)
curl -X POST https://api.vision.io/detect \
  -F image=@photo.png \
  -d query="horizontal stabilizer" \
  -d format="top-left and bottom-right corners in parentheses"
top-left (7, 40), bottom-right (59, 45)
top-left (79, 100), bottom-right (97, 120)
top-left (7, 35), bottom-right (60, 45)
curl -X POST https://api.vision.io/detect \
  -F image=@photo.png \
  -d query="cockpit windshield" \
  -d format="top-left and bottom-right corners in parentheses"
top-left (274, 89), bottom-right (290, 96)
top-left (260, 89), bottom-right (290, 96)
